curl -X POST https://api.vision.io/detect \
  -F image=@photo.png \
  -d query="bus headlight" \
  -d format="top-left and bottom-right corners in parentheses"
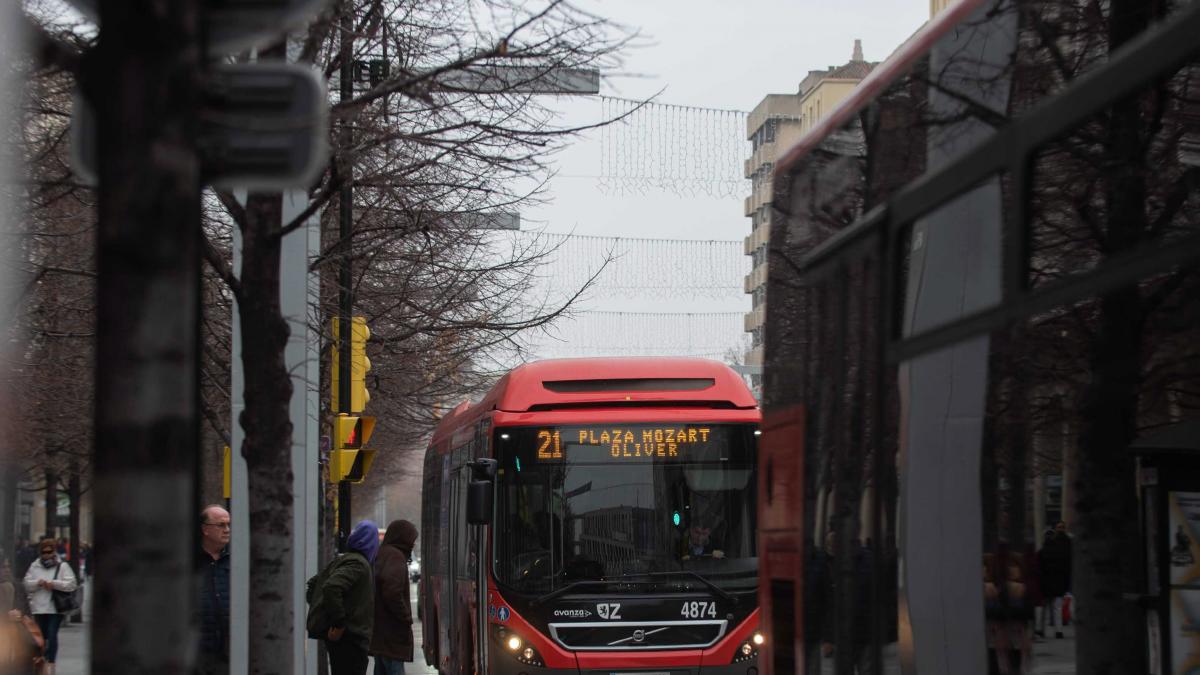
top-left (491, 625), bottom-right (545, 667)
top-left (734, 632), bottom-right (764, 663)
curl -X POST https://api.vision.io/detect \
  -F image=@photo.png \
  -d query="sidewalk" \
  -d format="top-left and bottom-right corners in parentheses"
top-left (55, 617), bottom-right (89, 675)
top-left (53, 577), bottom-right (91, 675)
top-left (54, 582), bottom-right (437, 674)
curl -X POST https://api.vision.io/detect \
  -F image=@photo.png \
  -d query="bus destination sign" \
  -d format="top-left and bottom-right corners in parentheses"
top-left (535, 426), bottom-right (713, 462)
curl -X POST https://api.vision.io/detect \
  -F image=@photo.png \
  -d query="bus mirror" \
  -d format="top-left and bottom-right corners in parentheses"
top-left (471, 458), bottom-right (498, 481)
top-left (467, 480), bottom-right (494, 525)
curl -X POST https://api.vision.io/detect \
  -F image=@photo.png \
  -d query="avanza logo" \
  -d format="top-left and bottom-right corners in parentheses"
top-left (553, 608), bottom-right (592, 618)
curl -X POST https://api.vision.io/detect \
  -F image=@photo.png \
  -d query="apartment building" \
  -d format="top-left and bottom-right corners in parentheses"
top-left (742, 41), bottom-right (874, 382)
top-left (930, 0), bottom-right (960, 16)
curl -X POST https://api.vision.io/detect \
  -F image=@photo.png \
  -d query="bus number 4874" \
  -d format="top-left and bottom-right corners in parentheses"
top-left (680, 601), bottom-right (717, 619)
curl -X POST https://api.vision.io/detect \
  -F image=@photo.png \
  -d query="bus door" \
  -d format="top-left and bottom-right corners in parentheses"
top-left (448, 440), bottom-right (484, 675)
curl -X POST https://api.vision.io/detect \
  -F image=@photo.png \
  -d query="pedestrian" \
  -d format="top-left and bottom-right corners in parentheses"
top-left (15, 540), bottom-right (36, 580)
top-left (196, 505), bottom-right (231, 675)
top-left (0, 560), bottom-right (15, 612)
top-left (802, 538), bottom-right (832, 675)
top-left (370, 520), bottom-right (418, 675)
top-left (22, 538), bottom-right (77, 675)
top-left (1037, 521), bottom-right (1072, 639)
top-left (77, 544), bottom-right (90, 581)
top-left (317, 521), bottom-right (378, 675)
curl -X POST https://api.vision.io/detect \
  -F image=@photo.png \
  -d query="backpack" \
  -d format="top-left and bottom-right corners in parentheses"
top-left (305, 554), bottom-right (368, 639)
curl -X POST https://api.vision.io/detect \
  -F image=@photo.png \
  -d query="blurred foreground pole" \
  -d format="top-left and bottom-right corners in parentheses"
top-left (89, 2), bottom-right (202, 672)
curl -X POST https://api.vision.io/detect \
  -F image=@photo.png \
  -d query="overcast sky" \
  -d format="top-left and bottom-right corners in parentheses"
top-left (506, 0), bottom-right (930, 358)
top-left (522, 0), bottom-right (930, 242)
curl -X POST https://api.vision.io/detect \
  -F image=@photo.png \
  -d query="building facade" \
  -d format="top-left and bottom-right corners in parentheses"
top-left (742, 41), bottom-right (874, 384)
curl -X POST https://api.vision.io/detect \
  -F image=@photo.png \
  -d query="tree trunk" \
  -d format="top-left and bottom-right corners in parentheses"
top-left (90, 3), bottom-right (203, 672)
top-left (68, 466), bottom-right (82, 623)
top-left (68, 466), bottom-right (81, 577)
top-left (240, 191), bottom-right (295, 675)
top-left (43, 467), bottom-right (56, 541)
top-left (0, 464), bottom-right (16, 566)
top-left (1073, 287), bottom-right (1145, 675)
top-left (1073, 3), bottom-right (1154, 669)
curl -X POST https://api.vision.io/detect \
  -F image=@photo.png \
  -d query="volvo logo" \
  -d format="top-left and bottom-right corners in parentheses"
top-left (632, 630), bottom-right (646, 643)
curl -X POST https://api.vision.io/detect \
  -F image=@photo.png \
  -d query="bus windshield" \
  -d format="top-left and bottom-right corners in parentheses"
top-left (493, 423), bottom-right (758, 595)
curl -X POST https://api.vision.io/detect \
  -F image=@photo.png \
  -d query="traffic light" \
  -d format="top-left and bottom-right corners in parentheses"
top-left (331, 316), bottom-right (371, 413)
top-left (329, 414), bottom-right (376, 483)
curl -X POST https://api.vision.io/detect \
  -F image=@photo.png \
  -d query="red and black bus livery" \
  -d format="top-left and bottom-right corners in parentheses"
top-left (419, 358), bottom-right (763, 675)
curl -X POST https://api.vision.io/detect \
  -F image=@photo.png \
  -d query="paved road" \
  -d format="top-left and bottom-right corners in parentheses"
top-left (55, 583), bottom-right (1076, 674)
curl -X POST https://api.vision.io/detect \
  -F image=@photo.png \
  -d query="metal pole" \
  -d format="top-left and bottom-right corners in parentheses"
top-left (92, 2), bottom-right (202, 671)
top-left (337, 2), bottom-right (354, 548)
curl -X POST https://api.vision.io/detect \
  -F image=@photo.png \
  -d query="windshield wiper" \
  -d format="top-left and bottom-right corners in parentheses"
top-left (530, 580), bottom-right (615, 606)
top-left (611, 570), bottom-right (737, 605)
top-left (530, 570), bottom-right (739, 606)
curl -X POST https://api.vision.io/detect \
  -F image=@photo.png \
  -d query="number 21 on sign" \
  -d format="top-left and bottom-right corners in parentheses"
top-left (537, 430), bottom-right (563, 459)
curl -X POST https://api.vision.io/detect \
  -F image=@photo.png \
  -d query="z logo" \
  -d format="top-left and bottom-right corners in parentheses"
top-left (596, 603), bottom-right (622, 620)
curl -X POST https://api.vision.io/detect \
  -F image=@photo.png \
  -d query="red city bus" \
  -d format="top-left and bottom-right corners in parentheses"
top-left (419, 358), bottom-right (763, 675)
top-left (756, 0), bottom-right (1200, 673)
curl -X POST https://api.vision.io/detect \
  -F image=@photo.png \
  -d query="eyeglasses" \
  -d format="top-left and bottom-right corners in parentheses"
top-left (203, 522), bottom-right (231, 530)
top-left (39, 550), bottom-right (54, 555)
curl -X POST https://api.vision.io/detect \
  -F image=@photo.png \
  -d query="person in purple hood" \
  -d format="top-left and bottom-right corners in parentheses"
top-left (321, 520), bottom-right (379, 675)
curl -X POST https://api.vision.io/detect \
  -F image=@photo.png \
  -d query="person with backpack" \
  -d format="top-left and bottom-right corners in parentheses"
top-left (309, 521), bottom-right (379, 675)
top-left (370, 520), bottom-right (418, 675)
top-left (22, 539), bottom-right (76, 675)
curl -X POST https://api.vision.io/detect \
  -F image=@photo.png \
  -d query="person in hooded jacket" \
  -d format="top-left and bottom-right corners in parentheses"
top-left (323, 521), bottom-right (380, 675)
top-left (370, 520), bottom-right (418, 675)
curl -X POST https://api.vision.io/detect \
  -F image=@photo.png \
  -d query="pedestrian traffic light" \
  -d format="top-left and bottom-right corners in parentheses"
top-left (331, 316), bottom-right (371, 413)
top-left (329, 414), bottom-right (376, 483)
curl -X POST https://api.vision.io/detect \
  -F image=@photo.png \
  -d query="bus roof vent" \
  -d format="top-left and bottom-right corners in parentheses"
top-left (543, 377), bottom-right (716, 393)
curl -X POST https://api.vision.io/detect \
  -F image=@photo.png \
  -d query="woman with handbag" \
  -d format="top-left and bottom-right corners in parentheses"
top-left (21, 539), bottom-right (76, 675)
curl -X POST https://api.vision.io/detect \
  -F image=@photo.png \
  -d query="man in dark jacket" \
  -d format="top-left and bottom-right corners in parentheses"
top-left (370, 520), bottom-right (418, 675)
top-left (196, 505), bottom-right (231, 674)
top-left (1037, 521), bottom-right (1072, 638)
top-left (323, 520), bottom-right (379, 675)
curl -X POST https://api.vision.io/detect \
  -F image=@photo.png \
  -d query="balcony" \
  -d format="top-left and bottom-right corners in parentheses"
top-left (743, 306), bottom-right (765, 333)
top-left (744, 235), bottom-right (753, 255)
top-left (754, 182), bottom-right (774, 211)
top-left (744, 196), bottom-right (753, 216)
top-left (744, 346), bottom-right (764, 367)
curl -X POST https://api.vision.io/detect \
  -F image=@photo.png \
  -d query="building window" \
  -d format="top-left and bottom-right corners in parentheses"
top-left (765, 119), bottom-right (777, 143)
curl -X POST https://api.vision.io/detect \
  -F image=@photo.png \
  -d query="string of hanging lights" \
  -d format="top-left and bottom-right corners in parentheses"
top-left (598, 96), bottom-right (750, 199)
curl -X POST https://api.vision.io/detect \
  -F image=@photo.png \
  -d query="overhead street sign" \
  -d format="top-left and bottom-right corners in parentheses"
top-left (433, 65), bottom-right (600, 95)
top-left (454, 211), bottom-right (520, 230)
top-left (65, 0), bottom-right (334, 55)
top-left (72, 62), bottom-right (328, 190)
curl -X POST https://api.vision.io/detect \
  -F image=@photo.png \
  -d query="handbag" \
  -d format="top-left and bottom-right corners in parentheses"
top-left (50, 563), bottom-right (82, 615)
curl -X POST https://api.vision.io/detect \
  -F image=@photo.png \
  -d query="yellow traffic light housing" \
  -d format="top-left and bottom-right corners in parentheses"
top-left (223, 446), bottom-right (232, 500)
top-left (331, 316), bottom-right (371, 413)
top-left (329, 414), bottom-right (376, 483)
